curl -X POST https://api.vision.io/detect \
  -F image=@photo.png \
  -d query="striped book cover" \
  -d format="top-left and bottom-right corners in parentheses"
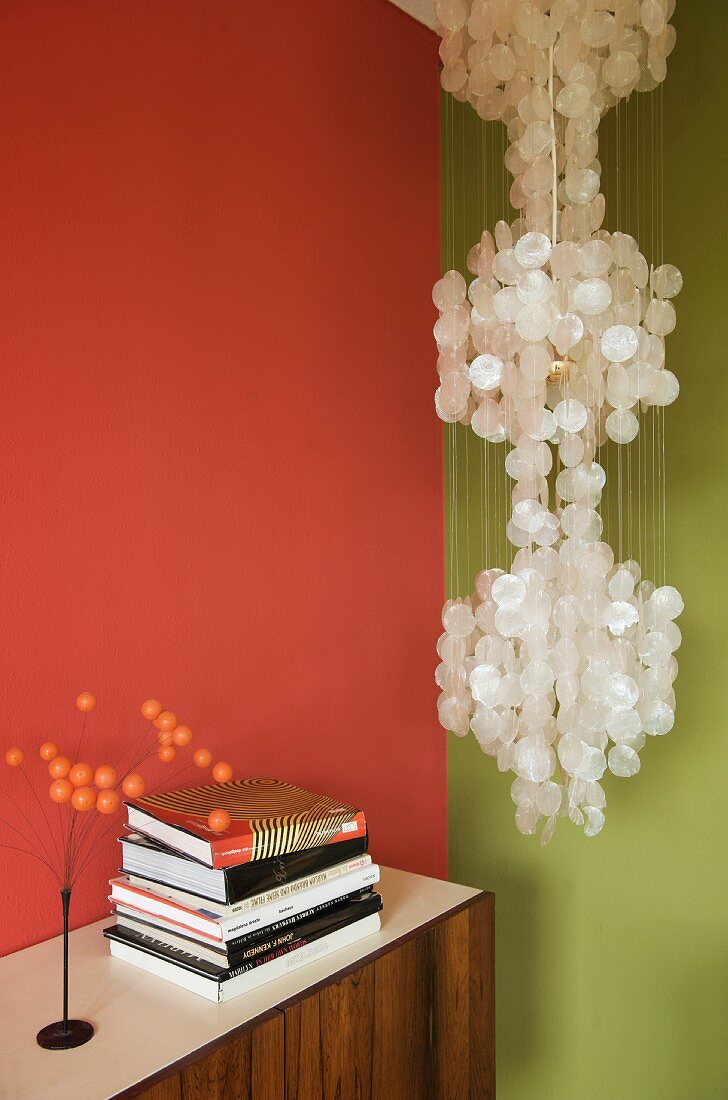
top-left (125, 777), bottom-right (366, 869)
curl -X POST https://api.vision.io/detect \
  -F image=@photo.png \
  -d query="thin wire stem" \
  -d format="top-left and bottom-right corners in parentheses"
top-left (0, 814), bottom-right (62, 883)
top-left (0, 778), bottom-right (58, 872)
top-left (111, 722), bottom-right (155, 777)
top-left (18, 764), bottom-right (64, 870)
top-left (73, 712), bottom-right (88, 767)
top-left (0, 841), bottom-right (63, 883)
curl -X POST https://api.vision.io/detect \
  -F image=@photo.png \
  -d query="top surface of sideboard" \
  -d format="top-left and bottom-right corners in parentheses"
top-left (0, 866), bottom-right (486, 1100)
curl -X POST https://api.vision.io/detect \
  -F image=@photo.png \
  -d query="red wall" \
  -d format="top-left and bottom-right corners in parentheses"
top-left (0, 0), bottom-right (443, 956)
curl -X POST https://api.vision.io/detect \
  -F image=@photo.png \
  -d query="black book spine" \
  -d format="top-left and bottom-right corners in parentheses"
top-left (121, 834), bottom-right (370, 906)
top-left (223, 934), bottom-right (308, 978)
top-left (225, 893), bottom-right (382, 975)
top-left (224, 888), bottom-right (373, 952)
top-left (220, 835), bottom-right (369, 904)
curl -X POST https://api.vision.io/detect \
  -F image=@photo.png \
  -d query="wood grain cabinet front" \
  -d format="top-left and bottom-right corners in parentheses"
top-left (283, 893), bottom-right (494, 1100)
top-left (138, 1016), bottom-right (284, 1100)
top-left (136, 891), bottom-right (494, 1100)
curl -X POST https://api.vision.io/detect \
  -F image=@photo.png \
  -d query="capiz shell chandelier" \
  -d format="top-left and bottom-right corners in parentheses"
top-left (433, 0), bottom-right (683, 842)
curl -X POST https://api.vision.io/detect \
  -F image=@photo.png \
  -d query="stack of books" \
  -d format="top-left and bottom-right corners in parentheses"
top-left (104, 777), bottom-right (381, 1002)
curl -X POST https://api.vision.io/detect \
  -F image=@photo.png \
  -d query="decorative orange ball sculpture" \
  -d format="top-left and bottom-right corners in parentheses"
top-left (68, 763), bottom-right (93, 788)
top-left (96, 789), bottom-right (120, 815)
top-left (141, 699), bottom-right (162, 720)
top-left (1, 690), bottom-right (224, 1053)
top-left (212, 761), bottom-right (233, 783)
top-left (208, 808), bottom-right (230, 832)
top-left (93, 765), bottom-right (118, 790)
top-left (48, 756), bottom-right (71, 779)
top-left (172, 725), bottom-right (192, 747)
top-left (71, 787), bottom-right (95, 812)
top-left (121, 773), bottom-right (145, 798)
top-left (49, 779), bottom-right (73, 803)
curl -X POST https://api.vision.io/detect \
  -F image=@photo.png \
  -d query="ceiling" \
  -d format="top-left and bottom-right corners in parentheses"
top-left (387, 0), bottom-right (436, 29)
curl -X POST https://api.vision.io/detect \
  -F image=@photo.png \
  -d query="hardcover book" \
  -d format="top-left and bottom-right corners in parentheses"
top-left (104, 912), bottom-right (382, 1003)
top-left (112, 891), bottom-right (383, 970)
top-left (109, 862), bottom-right (381, 942)
top-left (119, 831), bottom-right (370, 905)
top-left (112, 886), bottom-right (376, 952)
top-left (125, 777), bottom-right (366, 869)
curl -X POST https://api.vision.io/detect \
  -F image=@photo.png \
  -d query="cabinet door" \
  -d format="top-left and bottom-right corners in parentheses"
top-left (136, 1013), bottom-right (284, 1100)
top-left (284, 895), bottom-right (494, 1100)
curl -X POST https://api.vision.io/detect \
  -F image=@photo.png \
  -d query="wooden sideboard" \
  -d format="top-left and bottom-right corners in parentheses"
top-left (0, 868), bottom-right (494, 1100)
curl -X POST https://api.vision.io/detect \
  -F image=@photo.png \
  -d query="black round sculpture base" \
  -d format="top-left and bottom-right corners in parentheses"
top-left (37, 1019), bottom-right (94, 1050)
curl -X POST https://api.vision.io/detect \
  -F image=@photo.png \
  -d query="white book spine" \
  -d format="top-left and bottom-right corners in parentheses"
top-left (238, 855), bottom-right (373, 914)
top-left (219, 865), bottom-right (380, 940)
top-left (108, 912), bottom-right (382, 1003)
top-left (127, 853), bottom-right (373, 917)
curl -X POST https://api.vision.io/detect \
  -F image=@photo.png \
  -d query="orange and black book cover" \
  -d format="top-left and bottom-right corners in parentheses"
top-left (126, 778), bottom-right (367, 869)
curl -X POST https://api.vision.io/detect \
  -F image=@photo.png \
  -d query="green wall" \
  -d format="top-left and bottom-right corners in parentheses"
top-left (444, 5), bottom-right (728, 1097)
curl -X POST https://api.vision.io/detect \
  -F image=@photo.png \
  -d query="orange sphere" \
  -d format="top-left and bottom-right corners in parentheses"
top-left (94, 764), bottom-right (118, 790)
top-left (49, 778), bottom-right (73, 803)
top-left (76, 692), bottom-right (96, 712)
top-left (158, 745), bottom-right (176, 763)
top-left (208, 808), bottom-right (230, 832)
top-left (48, 755), bottom-right (71, 779)
top-left (39, 742), bottom-right (58, 762)
top-left (172, 724), bottom-right (192, 747)
top-left (156, 710), bottom-right (177, 732)
top-left (157, 729), bottom-right (173, 746)
top-left (96, 789), bottom-right (120, 815)
top-left (71, 786), bottom-right (95, 811)
top-left (4, 747), bottom-right (24, 767)
top-left (193, 748), bottom-right (212, 768)
top-left (141, 698), bottom-right (162, 720)
top-left (212, 761), bottom-right (233, 783)
top-left (121, 773), bottom-right (145, 798)
top-left (68, 762), bottom-right (93, 788)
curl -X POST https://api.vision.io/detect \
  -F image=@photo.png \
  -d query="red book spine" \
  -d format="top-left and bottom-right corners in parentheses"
top-left (209, 811), bottom-right (367, 869)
